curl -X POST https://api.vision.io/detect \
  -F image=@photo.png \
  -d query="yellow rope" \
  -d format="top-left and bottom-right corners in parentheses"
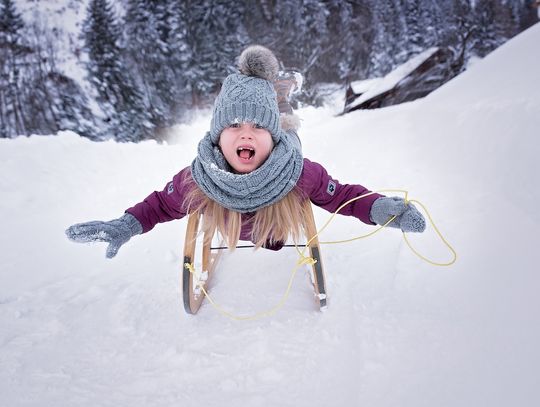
top-left (312, 190), bottom-right (457, 266)
top-left (186, 189), bottom-right (457, 320)
top-left (402, 198), bottom-right (457, 266)
top-left (185, 261), bottom-right (305, 321)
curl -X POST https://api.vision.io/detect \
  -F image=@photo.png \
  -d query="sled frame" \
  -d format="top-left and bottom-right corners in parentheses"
top-left (182, 213), bottom-right (223, 314)
top-left (182, 200), bottom-right (327, 314)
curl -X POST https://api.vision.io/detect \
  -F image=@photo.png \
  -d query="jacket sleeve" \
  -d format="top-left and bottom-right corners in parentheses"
top-left (125, 166), bottom-right (193, 233)
top-left (298, 158), bottom-right (383, 225)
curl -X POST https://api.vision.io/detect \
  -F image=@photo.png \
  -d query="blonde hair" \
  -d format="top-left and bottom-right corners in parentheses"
top-left (184, 177), bottom-right (307, 250)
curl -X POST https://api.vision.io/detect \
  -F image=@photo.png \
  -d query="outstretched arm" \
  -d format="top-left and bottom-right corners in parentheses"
top-left (66, 166), bottom-right (193, 258)
top-left (298, 158), bottom-right (381, 225)
top-left (298, 159), bottom-right (425, 233)
top-left (125, 166), bottom-right (192, 233)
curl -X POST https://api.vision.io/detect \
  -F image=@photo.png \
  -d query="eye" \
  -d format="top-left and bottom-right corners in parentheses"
top-left (253, 123), bottom-right (264, 129)
top-left (229, 123), bottom-right (241, 128)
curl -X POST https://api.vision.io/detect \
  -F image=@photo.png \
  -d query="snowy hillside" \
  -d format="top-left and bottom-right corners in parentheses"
top-left (1, 22), bottom-right (539, 407)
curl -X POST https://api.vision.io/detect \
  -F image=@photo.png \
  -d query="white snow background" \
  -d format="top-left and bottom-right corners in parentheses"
top-left (1, 23), bottom-right (539, 407)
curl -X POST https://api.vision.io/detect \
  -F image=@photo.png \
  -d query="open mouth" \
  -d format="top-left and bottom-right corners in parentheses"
top-left (237, 147), bottom-right (255, 160)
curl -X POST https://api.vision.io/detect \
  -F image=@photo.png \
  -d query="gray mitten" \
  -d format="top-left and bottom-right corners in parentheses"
top-left (370, 197), bottom-right (426, 233)
top-left (65, 213), bottom-right (143, 258)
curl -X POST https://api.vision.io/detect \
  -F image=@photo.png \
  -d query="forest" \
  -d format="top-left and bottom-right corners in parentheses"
top-left (0, 0), bottom-right (538, 141)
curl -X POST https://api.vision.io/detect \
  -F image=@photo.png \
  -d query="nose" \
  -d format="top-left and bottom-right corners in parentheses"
top-left (239, 124), bottom-right (254, 139)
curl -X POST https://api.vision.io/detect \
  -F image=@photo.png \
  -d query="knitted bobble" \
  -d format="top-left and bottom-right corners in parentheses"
top-left (237, 45), bottom-right (279, 81)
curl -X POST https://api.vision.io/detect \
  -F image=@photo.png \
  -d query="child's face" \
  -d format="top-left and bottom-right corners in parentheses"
top-left (219, 122), bottom-right (274, 174)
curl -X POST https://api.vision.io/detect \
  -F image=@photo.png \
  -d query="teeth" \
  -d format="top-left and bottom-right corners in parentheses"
top-left (237, 147), bottom-right (255, 159)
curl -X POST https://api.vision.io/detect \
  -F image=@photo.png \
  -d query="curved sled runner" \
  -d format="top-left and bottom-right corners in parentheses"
top-left (182, 200), bottom-right (327, 314)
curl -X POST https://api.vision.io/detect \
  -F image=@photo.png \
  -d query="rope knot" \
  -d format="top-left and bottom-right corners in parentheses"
top-left (297, 256), bottom-right (317, 267)
top-left (184, 262), bottom-right (195, 273)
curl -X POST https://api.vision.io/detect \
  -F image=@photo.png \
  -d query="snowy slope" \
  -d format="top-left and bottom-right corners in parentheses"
top-left (1, 23), bottom-right (540, 407)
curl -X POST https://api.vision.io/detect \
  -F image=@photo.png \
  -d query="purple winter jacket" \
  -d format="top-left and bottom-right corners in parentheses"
top-left (126, 158), bottom-right (382, 248)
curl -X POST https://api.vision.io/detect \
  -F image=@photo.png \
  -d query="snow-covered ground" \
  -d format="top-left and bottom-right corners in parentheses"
top-left (1, 23), bottom-right (539, 407)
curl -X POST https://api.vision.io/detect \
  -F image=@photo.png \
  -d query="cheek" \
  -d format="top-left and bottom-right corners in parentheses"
top-left (218, 133), bottom-right (233, 154)
top-left (261, 139), bottom-right (274, 159)
top-left (258, 131), bottom-right (273, 153)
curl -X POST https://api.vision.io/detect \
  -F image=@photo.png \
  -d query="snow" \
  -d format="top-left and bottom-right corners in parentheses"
top-left (1, 22), bottom-right (540, 407)
top-left (350, 78), bottom-right (384, 95)
top-left (347, 47), bottom-right (440, 110)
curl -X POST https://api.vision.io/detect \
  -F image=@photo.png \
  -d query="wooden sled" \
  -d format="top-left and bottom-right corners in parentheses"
top-left (182, 200), bottom-right (327, 314)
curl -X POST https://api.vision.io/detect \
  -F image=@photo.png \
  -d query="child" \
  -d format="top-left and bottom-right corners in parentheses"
top-left (66, 45), bottom-right (425, 259)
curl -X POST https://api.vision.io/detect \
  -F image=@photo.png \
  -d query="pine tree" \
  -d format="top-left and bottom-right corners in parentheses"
top-left (83, 0), bottom-right (151, 142)
top-left (294, 0), bottom-right (330, 74)
top-left (0, 0), bottom-right (24, 47)
top-left (445, 0), bottom-right (474, 69)
top-left (516, 0), bottom-right (540, 30)
top-left (183, 0), bottom-right (249, 106)
top-left (124, 0), bottom-right (166, 126)
top-left (324, 0), bottom-right (366, 82)
top-left (471, 0), bottom-right (499, 57)
top-left (163, 0), bottom-right (192, 119)
top-left (0, 0), bottom-right (29, 137)
top-left (46, 72), bottom-right (98, 139)
top-left (401, 0), bottom-right (445, 55)
top-left (245, 0), bottom-right (331, 102)
top-left (403, 0), bottom-right (426, 54)
top-left (492, 0), bottom-right (518, 40)
top-left (368, 0), bottom-right (406, 76)
top-left (426, 0), bottom-right (447, 46)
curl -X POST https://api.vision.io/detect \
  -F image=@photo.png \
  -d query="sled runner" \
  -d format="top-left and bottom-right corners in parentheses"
top-left (182, 200), bottom-right (327, 315)
top-left (182, 212), bottom-right (223, 315)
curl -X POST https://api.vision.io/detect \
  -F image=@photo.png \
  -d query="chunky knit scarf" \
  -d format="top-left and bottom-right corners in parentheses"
top-left (191, 130), bottom-right (303, 213)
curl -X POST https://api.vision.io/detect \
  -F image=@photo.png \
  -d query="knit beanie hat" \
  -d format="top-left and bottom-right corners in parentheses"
top-left (209, 45), bottom-right (282, 144)
top-left (191, 45), bottom-right (304, 213)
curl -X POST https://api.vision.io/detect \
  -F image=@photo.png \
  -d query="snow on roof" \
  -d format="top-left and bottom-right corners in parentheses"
top-left (349, 78), bottom-right (383, 95)
top-left (347, 47), bottom-right (439, 110)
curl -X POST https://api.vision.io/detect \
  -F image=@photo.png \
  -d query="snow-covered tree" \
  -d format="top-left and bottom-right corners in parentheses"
top-left (4, 0), bottom-right (538, 139)
top-left (368, 0), bottom-right (408, 77)
top-left (403, 0), bottom-right (427, 54)
top-left (471, 0), bottom-right (501, 56)
top-left (181, 0), bottom-right (249, 107)
top-left (25, 20), bottom-right (97, 138)
top-left (123, 0), bottom-right (186, 130)
top-left (324, 0), bottom-right (371, 82)
top-left (0, 0), bottom-right (94, 139)
top-left (0, 0), bottom-right (29, 137)
top-left (83, 0), bottom-right (152, 142)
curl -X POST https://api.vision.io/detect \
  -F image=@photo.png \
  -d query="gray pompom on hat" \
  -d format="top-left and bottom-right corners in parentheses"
top-left (209, 45), bottom-right (283, 144)
top-left (237, 45), bottom-right (279, 80)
